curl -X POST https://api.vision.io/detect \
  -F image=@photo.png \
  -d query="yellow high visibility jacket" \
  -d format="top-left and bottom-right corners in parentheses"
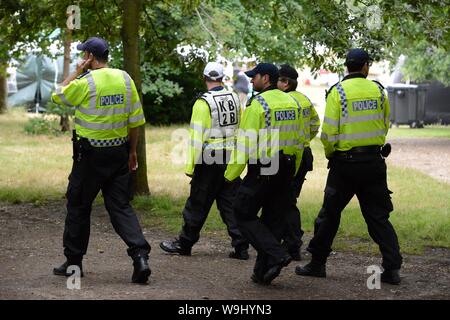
top-left (224, 88), bottom-right (305, 181)
top-left (321, 74), bottom-right (390, 158)
top-left (288, 91), bottom-right (320, 147)
top-left (186, 87), bottom-right (240, 175)
top-left (51, 68), bottom-right (145, 144)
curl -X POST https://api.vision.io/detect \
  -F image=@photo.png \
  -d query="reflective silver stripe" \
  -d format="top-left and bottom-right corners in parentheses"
top-left (77, 106), bottom-right (129, 116)
top-left (122, 71), bottom-right (132, 112)
top-left (190, 139), bottom-right (203, 149)
top-left (55, 87), bottom-right (75, 108)
top-left (336, 83), bottom-right (348, 117)
top-left (254, 95), bottom-right (271, 127)
top-left (190, 123), bottom-right (204, 134)
top-left (74, 118), bottom-right (127, 130)
top-left (130, 101), bottom-right (142, 113)
top-left (271, 124), bottom-right (300, 132)
top-left (322, 129), bottom-right (386, 142)
top-left (129, 114), bottom-right (145, 124)
top-left (321, 132), bottom-right (336, 142)
top-left (290, 96), bottom-right (302, 117)
top-left (324, 116), bottom-right (339, 127)
top-left (341, 113), bottom-right (385, 124)
top-left (338, 129), bottom-right (386, 141)
top-left (279, 139), bottom-right (304, 148)
top-left (85, 73), bottom-right (97, 109)
top-left (303, 120), bottom-right (311, 128)
top-left (305, 134), bottom-right (311, 141)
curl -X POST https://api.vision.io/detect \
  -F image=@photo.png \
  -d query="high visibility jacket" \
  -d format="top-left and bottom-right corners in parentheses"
top-left (321, 74), bottom-right (390, 158)
top-left (186, 87), bottom-right (240, 175)
top-left (224, 88), bottom-right (305, 181)
top-left (288, 91), bottom-right (320, 147)
top-left (51, 68), bottom-right (145, 145)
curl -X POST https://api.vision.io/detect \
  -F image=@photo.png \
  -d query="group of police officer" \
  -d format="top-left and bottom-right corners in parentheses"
top-left (51, 36), bottom-right (402, 286)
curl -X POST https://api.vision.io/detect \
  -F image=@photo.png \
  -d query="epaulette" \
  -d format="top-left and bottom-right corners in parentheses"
top-left (325, 82), bottom-right (339, 100)
top-left (76, 70), bottom-right (90, 79)
top-left (372, 80), bottom-right (385, 89)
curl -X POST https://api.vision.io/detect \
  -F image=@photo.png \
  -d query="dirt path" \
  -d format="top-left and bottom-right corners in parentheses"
top-left (0, 202), bottom-right (449, 300)
top-left (387, 138), bottom-right (450, 184)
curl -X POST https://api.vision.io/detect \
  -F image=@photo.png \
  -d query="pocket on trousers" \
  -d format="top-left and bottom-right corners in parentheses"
top-left (190, 180), bottom-right (209, 205)
top-left (66, 175), bottom-right (83, 206)
top-left (384, 189), bottom-right (394, 212)
top-left (303, 147), bottom-right (314, 172)
top-left (233, 185), bottom-right (257, 221)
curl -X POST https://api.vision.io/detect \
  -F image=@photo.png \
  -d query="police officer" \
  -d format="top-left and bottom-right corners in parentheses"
top-left (51, 37), bottom-right (151, 284)
top-left (277, 64), bottom-right (320, 261)
top-left (225, 63), bottom-right (306, 285)
top-left (160, 62), bottom-right (249, 259)
top-left (295, 49), bottom-right (403, 285)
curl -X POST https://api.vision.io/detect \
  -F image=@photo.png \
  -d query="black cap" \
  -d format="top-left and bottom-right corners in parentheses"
top-left (279, 64), bottom-right (298, 80)
top-left (76, 37), bottom-right (109, 58)
top-left (344, 48), bottom-right (373, 66)
top-left (245, 63), bottom-right (279, 80)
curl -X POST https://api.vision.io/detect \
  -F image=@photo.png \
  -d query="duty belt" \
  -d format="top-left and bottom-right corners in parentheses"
top-left (79, 136), bottom-right (128, 147)
top-left (333, 145), bottom-right (382, 160)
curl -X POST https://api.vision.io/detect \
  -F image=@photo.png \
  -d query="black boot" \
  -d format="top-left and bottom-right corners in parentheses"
top-left (289, 249), bottom-right (302, 261)
top-left (53, 261), bottom-right (84, 277)
top-left (229, 248), bottom-right (249, 260)
top-left (295, 261), bottom-right (326, 278)
top-left (132, 256), bottom-right (151, 284)
top-left (159, 239), bottom-right (191, 256)
top-left (262, 255), bottom-right (293, 285)
top-left (381, 269), bottom-right (401, 285)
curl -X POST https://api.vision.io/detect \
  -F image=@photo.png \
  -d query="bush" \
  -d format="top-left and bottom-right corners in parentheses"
top-left (142, 56), bottom-right (206, 125)
top-left (24, 117), bottom-right (62, 136)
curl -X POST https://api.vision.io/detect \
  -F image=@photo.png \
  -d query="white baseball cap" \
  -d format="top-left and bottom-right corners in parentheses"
top-left (203, 62), bottom-right (224, 81)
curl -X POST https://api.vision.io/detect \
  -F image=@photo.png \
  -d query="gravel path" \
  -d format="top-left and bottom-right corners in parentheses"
top-left (0, 202), bottom-right (448, 300)
top-left (387, 138), bottom-right (450, 184)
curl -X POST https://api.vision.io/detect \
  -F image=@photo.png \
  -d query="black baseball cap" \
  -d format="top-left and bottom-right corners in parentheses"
top-left (245, 63), bottom-right (279, 81)
top-left (76, 37), bottom-right (109, 58)
top-left (279, 64), bottom-right (298, 80)
top-left (344, 48), bottom-right (373, 66)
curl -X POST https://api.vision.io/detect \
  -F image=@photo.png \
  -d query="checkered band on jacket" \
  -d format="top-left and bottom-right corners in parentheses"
top-left (88, 136), bottom-right (128, 147)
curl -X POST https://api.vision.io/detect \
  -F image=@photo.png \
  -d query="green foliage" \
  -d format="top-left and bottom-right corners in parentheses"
top-left (401, 44), bottom-right (450, 85)
top-left (2, 0), bottom-right (449, 123)
top-left (23, 116), bottom-right (61, 135)
top-left (143, 56), bottom-right (206, 124)
top-left (45, 101), bottom-right (74, 117)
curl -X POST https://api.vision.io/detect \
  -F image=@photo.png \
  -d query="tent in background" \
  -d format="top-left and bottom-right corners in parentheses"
top-left (7, 54), bottom-right (76, 112)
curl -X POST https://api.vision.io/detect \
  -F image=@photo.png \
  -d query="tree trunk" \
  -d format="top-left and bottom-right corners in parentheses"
top-left (121, 0), bottom-right (150, 196)
top-left (60, 28), bottom-right (71, 132)
top-left (0, 64), bottom-right (8, 114)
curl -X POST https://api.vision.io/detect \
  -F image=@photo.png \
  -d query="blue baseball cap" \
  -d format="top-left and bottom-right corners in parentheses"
top-left (76, 37), bottom-right (109, 58)
top-left (245, 63), bottom-right (279, 81)
top-left (344, 48), bottom-right (373, 66)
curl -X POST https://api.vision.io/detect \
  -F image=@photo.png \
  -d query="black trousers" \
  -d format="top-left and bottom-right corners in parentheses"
top-left (63, 141), bottom-right (150, 262)
top-left (282, 147), bottom-right (313, 253)
top-left (179, 162), bottom-right (248, 250)
top-left (233, 157), bottom-right (296, 279)
top-left (307, 157), bottom-right (403, 270)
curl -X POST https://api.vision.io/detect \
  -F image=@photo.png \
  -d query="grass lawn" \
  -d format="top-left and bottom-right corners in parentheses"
top-left (1, 109), bottom-right (449, 255)
top-left (387, 125), bottom-right (450, 139)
